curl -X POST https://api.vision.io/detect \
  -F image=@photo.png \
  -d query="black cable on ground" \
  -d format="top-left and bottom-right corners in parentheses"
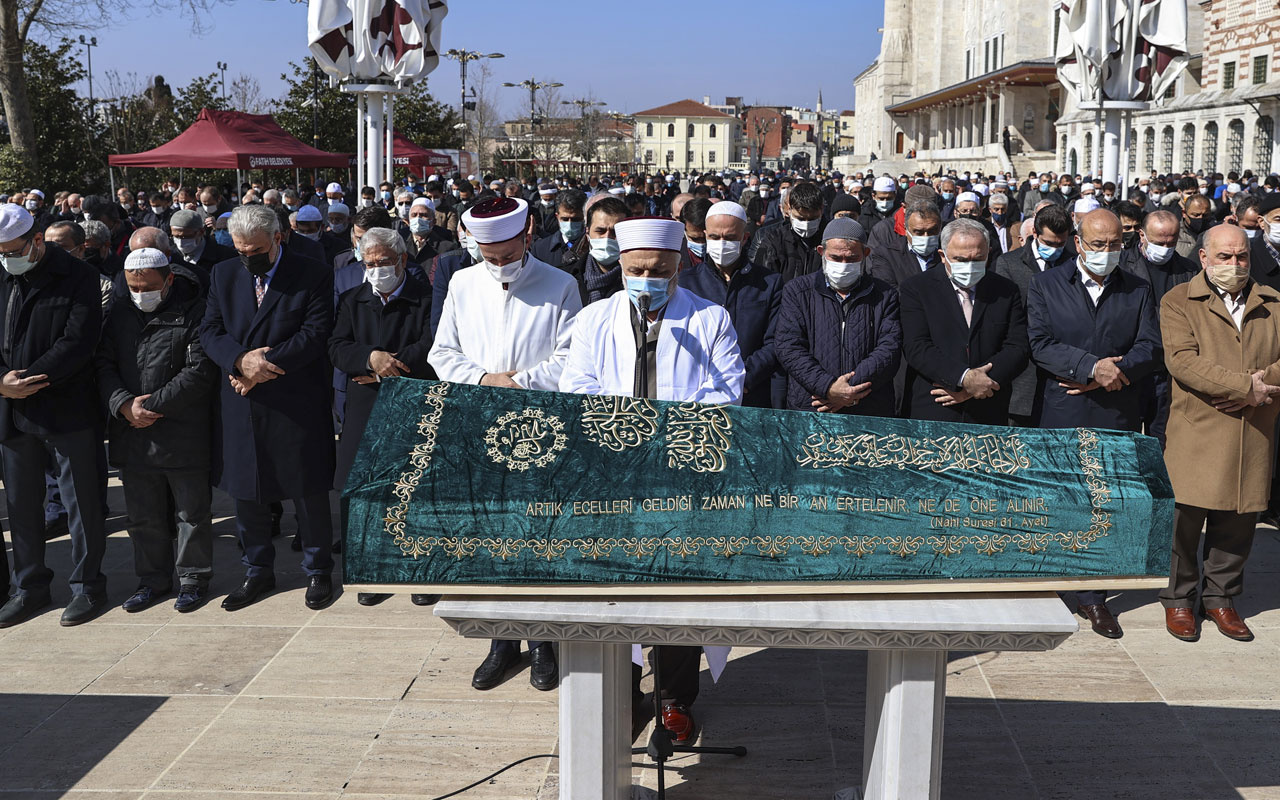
top-left (428, 753), bottom-right (559, 799)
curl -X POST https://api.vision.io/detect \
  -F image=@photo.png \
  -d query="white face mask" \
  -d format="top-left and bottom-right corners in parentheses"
top-left (130, 287), bottom-right (165, 313)
top-left (791, 218), bottom-right (819, 237)
top-left (485, 251), bottom-right (526, 283)
top-left (706, 239), bottom-right (742, 266)
top-left (1081, 247), bottom-right (1121, 277)
top-left (875, 198), bottom-right (893, 212)
top-left (174, 236), bottom-right (200, 256)
top-left (1144, 242), bottom-right (1173, 265)
top-left (909, 234), bottom-right (940, 257)
top-left (23, 199), bottom-right (38, 211)
top-left (588, 237), bottom-right (620, 265)
top-left (0, 241), bottom-right (37, 275)
top-left (202, 203), bottom-right (218, 213)
top-left (1268, 221), bottom-right (1280, 245)
top-left (359, 198), bottom-right (375, 209)
top-left (409, 217), bottom-right (432, 235)
top-left (366, 265), bottom-right (403, 294)
top-left (947, 259), bottom-right (986, 289)
top-left (823, 257), bottom-right (863, 290)
top-left (1245, 228), bottom-right (1260, 239)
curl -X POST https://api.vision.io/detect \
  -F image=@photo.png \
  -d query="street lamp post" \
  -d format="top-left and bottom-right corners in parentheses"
top-left (77, 36), bottom-right (97, 110)
top-left (503, 77), bottom-right (563, 174)
top-left (216, 61), bottom-right (228, 103)
top-left (443, 49), bottom-right (504, 155)
top-left (562, 98), bottom-right (605, 167)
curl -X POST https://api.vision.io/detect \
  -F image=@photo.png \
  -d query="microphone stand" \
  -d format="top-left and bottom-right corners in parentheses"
top-left (630, 293), bottom-right (746, 798)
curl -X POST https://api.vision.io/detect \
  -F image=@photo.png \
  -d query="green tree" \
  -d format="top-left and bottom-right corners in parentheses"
top-left (0, 40), bottom-right (102, 192)
top-left (273, 58), bottom-right (463, 166)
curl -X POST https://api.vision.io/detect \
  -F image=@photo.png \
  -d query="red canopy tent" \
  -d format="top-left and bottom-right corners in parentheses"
top-left (108, 108), bottom-right (350, 170)
top-left (350, 131), bottom-right (456, 179)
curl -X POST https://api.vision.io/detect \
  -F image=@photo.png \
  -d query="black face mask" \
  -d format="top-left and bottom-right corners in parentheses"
top-left (1186, 217), bottom-right (1206, 235)
top-left (957, 213), bottom-right (980, 221)
top-left (240, 248), bottom-right (273, 276)
top-left (1122, 230), bottom-right (1138, 249)
top-left (84, 251), bottom-right (103, 266)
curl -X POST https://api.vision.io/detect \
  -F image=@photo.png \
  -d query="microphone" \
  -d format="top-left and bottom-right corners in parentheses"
top-left (637, 291), bottom-right (651, 335)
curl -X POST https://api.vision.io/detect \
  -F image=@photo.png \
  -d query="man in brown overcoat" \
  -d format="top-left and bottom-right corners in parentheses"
top-left (1159, 224), bottom-right (1280, 642)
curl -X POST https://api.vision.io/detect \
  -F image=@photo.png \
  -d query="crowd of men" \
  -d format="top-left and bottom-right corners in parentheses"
top-left (1, 159), bottom-right (1279, 746)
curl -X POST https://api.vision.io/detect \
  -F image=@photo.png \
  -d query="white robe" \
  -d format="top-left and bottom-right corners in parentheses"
top-left (559, 286), bottom-right (744, 404)
top-left (559, 286), bottom-right (745, 681)
top-left (428, 257), bottom-right (581, 390)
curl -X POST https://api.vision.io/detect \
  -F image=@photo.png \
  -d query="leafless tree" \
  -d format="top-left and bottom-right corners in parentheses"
top-left (464, 61), bottom-right (499, 172)
top-left (228, 73), bottom-right (267, 114)
top-left (0, 0), bottom-right (212, 176)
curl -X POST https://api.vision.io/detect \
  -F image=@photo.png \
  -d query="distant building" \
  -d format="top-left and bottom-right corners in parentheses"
top-left (839, 110), bottom-right (856, 153)
top-left (743, 106), bottom-right (787, 170)
top-left (633, 98), bottom-right (743, 173)
top-left (1056, 0), bottom-right (1279, 179)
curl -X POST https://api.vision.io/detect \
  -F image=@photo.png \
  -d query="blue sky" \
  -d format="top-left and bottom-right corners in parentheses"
top-left (39, 0), bottom-right (883, 120)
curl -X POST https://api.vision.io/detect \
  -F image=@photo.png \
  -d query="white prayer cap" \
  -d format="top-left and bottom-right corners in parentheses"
top-left (615, 217), bottom-right (685, 254)
top-left (426, 173), bottom-right (441, 183)
top-left (848, 181), bottom-right (863, 191)
top-left (972, 183), bottom-right (990, 196)
top-left (325, 182), bottom-right (344, 195)
top-left (992, 179), bottom-right (1009, 189)
top-left (462, 196), bottom-right (529, 244)
top-left (0, 204), bottom-right (34, 241)
top-left (873, 176), bottom-right (896, 192)
top-left (124, 247), bottom-right (169, 271)
top-left (1074, 197), bottom-right (1101, 214)
top-left (538, 186), bottom-right (557, 196)
top-left (296, 205), bottom-right (323, 223)
top-left (956, 191), bottom-right (981, 205)
top-left (1079, 182), bottom-right (1096, 194)
top-left (26, 189), bottom-right (44, 200)
top-left (608, 186), bottom-right (626, 196)
top-left (706, 200), bottom-right (748, 223)
top-left (327, 202), bottom-right (350, 217)
top-left (467, 174), bottom-right (477, 181)
top-left (410, 197), bottom-right (435, 211)
top-left (1228, 182), bottom-right (1243, 193)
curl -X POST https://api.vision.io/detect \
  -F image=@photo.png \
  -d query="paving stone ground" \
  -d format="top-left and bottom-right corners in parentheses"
top-left (3, 478), bottom-right (1280, 799)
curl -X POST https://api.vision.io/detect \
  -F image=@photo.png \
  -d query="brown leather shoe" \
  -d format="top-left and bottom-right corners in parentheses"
top-left (661, 702), bottom-right (698, 746)
top-left (1165, 607), bottom-right (1199, 641)
top-left (1204, 607), bottom-right (1254, 641)
top-left (1078, 603), bottom-right (1123, 638)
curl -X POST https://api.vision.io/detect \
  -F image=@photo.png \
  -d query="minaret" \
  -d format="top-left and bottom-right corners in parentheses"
top-left (817, 89), bottom-right (824, 114)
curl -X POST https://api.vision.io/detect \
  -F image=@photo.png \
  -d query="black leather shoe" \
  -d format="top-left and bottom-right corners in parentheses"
top-left (122, 585), bottom-right (171, 613)
top-left (472, 644), bottom-right (520, 691)
top-left (221, 574), bottom-right (276, 611)
top-left (305, 575), bottom-right (336, 610)
top-left (411, 594), bottom-right (440, 606)
top-left (0, 592), bottom-right (52, 628)
top-left (529, 643), bottom-right (558, 691)
top-left (61, 593), bottom-right (108, 626)
top-left (174, 585), bottom-right (209, 613)
top-left (358, 593), bottom-right (392, 606)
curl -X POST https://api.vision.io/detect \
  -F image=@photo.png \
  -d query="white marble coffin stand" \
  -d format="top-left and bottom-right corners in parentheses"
top-left (435, 592), bottom-right (1077, 800)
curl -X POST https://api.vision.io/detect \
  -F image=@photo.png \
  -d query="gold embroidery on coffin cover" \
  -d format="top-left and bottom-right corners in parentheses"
top-left (382, 386), bottom-right (1111, 562)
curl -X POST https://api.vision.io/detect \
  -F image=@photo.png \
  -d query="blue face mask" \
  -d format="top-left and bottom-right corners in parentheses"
top-left (214, 230), bottom-right (233, 247)
top-left (688, 240), bottom-right (706, 257)
top-left (1036, 240), bottom-right (1063, 261)
top-left (560, 220), bottom-right (584, 241)
top-left (941, 192), bottom-right (955, 202)
top-left (625, 276), bottom-right (674, 312)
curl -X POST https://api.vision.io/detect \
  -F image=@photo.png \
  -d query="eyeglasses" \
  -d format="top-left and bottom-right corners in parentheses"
top-left (363, 260), bottom-right (400, 269)
top-left (0, 237), bottom-right (33, 258)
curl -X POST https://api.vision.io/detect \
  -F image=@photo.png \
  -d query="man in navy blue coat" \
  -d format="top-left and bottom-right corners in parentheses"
top-left (199, 205), bottom-right (337, 612)
top-left (679, 201), bottom-right (783, 408)
top-left (1027, 208), bottom-right (1162, 638)
top-left (775, 218), bottom-right (901, 417)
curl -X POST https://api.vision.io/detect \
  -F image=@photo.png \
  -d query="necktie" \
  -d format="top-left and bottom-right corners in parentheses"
top-left (957, 287), bottom-right (973, 326)
top-left (255, 276), bottom-right (267, 307)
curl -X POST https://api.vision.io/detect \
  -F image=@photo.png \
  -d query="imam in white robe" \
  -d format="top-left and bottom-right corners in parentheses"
top-left (559, 286), bottom-right (744, 404)
top-left (428, 256), bottom-right (581, 390)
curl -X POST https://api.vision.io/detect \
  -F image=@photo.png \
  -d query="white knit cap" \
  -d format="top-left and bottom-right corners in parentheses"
top-left (0, 204), bottom-right (34, 241)
top-left (325, 182), bottom-right (344, 195)
top-left (614, 217), bottom-right (685, 254)
top-left (972, 183), bottom-right (990, 196)
top-left (956, 191), bottom-right (980, 205)
top-left (873, 176), bottom-right (896, 192)
top-left (124, 247), bottom-right (169, 271)
top-left (706, 200), bottom-right (748, 223)
top-left (1074, 197), bottom-right (1101, 213)
top-left (410, 197), bottom-right (435, 211)
top-left (462, 197), bottom-right (529, 244)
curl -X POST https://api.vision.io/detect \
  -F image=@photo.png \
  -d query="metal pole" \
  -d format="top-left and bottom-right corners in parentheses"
top-left (85, 42), bottom-right (94, 109)
top-left (367, 92), bottom-right (384, 195)
top-left (459, 57), bottom-right (468, 154)
top-left (385, 94), bottom-right (395, 185)
top-left (356, 93), bottom-right (366, 193)
top-left (311, 64), bottom-right (320, 187)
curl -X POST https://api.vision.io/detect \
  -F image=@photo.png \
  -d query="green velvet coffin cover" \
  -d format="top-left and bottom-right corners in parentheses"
top-left (342, 379), bottom-right (1174, 588)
